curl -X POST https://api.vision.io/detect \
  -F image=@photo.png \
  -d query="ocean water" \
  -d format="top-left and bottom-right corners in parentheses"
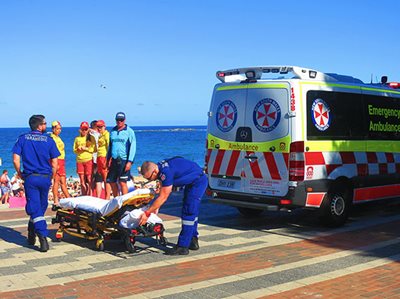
top-left (0, 126), bottom-right (207, 177)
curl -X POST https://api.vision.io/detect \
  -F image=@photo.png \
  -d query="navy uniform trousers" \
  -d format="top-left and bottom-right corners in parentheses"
top-left (177, 174), bottom-right (208, 248)
top-left (25, 174), bottom-right (52, 237)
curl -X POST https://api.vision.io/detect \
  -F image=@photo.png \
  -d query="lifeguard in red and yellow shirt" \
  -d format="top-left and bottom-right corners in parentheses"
top-left (73, 121), bottom-right (96, 195)
top-left (95, 120), bottom-right (110, 183)
top-left (50, 121), bottom-right (70, 205)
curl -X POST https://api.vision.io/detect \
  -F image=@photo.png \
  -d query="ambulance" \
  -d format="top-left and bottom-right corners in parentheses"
top-left (205, 66), bottom-right (400, 226)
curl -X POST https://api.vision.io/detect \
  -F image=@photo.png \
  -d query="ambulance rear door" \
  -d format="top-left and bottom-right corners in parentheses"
top-left (207, 84), bottom-right (247, 193)
top-left (242, 83), bottom-right (291, 197)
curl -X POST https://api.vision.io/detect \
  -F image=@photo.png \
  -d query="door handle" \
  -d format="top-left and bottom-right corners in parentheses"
top-left (245, 155), bottom-right (258, 160)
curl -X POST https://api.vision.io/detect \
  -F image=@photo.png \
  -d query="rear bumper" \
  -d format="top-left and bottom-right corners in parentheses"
top-left (209, 179), bottom-right (330, 210)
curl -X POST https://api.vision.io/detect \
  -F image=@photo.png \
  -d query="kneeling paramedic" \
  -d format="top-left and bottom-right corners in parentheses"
top-left (139, 157), bottom-right (208, 255)
top-left (12, 115), bottom-right (60, 252)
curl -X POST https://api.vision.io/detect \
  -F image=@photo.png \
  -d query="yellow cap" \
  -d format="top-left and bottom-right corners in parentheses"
top-left (52, 121), bottom-right (61, 127)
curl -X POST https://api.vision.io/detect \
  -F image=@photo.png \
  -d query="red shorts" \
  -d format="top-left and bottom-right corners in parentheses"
top-left (57, 159), bottom-right (66, 176)
top-left (97, 156), bottom-right (107, 176)
top-left (77, 160), bottom-right (93, 176)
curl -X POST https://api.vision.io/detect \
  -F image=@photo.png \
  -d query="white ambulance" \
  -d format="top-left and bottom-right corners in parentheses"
top-left (205, 66), bottom-right (400, 226)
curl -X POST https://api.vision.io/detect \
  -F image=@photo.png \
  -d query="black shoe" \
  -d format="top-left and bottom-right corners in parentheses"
top-left (38, 235), bottom-right (49, 252)
top-left (189, 237), bottom-right (199, 250)
top-left (166, 245), bottom-right (189, 255)
top-left (27, 225), bottom-right (36, 246)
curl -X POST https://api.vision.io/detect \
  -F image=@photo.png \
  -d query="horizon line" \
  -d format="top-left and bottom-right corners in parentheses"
top-left (0, 124), bottom-right (208, 129)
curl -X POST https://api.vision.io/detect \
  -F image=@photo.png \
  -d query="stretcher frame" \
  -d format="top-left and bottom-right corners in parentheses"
top-left (51, 192), bottom-right (167, 252)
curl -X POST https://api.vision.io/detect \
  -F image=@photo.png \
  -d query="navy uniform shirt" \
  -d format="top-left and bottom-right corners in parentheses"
top-left (12, 130), bottom-right (60, 176)
top-left (158, 157), bottom-right (203, 187)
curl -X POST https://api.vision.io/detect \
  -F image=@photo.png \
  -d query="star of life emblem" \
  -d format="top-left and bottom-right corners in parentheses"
top-left (311, 98), bottom-right (331, 131)
top-left (253, 98), bottom-right (281, 133)
top-left (216, 100), bottom-right (237, 132)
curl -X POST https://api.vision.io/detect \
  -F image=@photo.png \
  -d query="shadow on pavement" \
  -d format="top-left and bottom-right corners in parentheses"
top-left (0, 225), bottom-right (29, 247)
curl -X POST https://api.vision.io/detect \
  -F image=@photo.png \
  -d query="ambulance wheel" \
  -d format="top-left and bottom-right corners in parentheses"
top-left (237, 207), bottom-right (264, 217)
top-left (320, 188), bottom-right (350, 227)
top-left (125, 237), bottom-right (136, 253)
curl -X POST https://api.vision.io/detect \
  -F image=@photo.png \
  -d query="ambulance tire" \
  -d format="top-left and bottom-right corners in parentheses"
top-left (237, 207), bottom-right (264, 217)
top-left (320, 187), bottom-right (350, 227)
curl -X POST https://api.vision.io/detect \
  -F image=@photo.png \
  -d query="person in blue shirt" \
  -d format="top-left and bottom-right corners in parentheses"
top-left (106, 112), bottom-right (136, 199)
top-left (12, 115), bottom-right (60, 252)
top-left (139, 157), bottom-right (208, 255)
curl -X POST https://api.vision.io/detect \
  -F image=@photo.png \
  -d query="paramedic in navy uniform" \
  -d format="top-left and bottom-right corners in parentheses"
top-left (139, 157), bottom-right (208, 255)
top-left (12, 115), bottom-right (60, 252)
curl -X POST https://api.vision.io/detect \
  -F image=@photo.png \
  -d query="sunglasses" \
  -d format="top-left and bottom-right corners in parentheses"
top-left (81, 128), bottom-right (88, 131)
top-left (143, 169), bottom-right (156, 180)
top-left (97, 126), bottom-right (104, 128)
top-left (42, 122), bottom-right (47, 125)
top-left (116, 119), bottom-right (125, 122)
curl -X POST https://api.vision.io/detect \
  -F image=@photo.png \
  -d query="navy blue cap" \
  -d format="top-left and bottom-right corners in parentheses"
top-left (115, 112), bottom-right (126, 120)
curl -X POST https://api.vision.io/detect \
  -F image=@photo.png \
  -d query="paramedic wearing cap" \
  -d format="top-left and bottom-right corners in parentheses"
top-left (139, 157), bottom-right (208, 255)
top-left (50, 121), bottom-right (70, 205)
top-left (106, 112), bottom-right (136, 198)
top-left (12, 114), bottom-right (60, 252)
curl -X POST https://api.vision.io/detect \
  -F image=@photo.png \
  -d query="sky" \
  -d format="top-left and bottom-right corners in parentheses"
top-left (0, 1), bottom-right (399, 128)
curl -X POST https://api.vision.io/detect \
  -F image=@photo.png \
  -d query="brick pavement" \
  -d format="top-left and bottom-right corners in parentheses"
top-left (1, 195), bottom-right (400, 298)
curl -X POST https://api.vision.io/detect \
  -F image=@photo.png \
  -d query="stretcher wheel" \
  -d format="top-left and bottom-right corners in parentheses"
top-left (55, 230), bottom-right (63, 242)
top-left (96, 238), bottom-right (105, 251)
top-left (125, 236), bottom-right (136, 253)
top-left (159, 236), bottom-right (168, 246)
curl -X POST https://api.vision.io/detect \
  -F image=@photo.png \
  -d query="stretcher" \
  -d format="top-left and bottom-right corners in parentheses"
top-left (51, 189), bottom-right (167, 252)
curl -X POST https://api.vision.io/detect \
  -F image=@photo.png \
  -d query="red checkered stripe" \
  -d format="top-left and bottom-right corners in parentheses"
top-left (206, 149), bottom-right (289, 180)
top-left (304, 151), bottom-right (400, 180)
top-left (305, 151), bottom-right (400, 207)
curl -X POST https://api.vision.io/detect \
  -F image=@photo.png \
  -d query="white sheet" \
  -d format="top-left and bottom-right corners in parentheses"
top-left (59, 188), bottom-right (153, 216)
top-left (59, 189), bottom-right (161, 228)
top-left (119, 204), bottom-right (163, 228)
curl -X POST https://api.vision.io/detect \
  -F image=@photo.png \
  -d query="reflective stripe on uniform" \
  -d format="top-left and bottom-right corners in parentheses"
top-left (182, 217), bottom-right (198, 226)
top-left (32, 216), bottom-right (46, 223)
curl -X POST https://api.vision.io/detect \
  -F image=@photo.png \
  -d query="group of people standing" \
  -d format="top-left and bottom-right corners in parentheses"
top-left (50, 112), bottom-right (136, 205)
top-left (11, 112), bottom-right (137, 252)
top-left (1, 169), bottom-right (25, 204)
top-left (12, 112), bottom-right (208, 256)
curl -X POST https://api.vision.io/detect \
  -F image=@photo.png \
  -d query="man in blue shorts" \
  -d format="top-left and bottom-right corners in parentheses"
top-left (106, 112), bottom-right (136, 198)
top-left (12, 115), bottom-right (60, 252)
top-left (139, 157), bottom-right (208, 255)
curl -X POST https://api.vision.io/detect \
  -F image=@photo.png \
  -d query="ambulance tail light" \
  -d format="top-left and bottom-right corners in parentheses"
top-left (389, 82), bottom-right (400, 89)
top-left (289, 141), bottom-right (305, 181)
top-left (280, 199), bottom-right (292, 205)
